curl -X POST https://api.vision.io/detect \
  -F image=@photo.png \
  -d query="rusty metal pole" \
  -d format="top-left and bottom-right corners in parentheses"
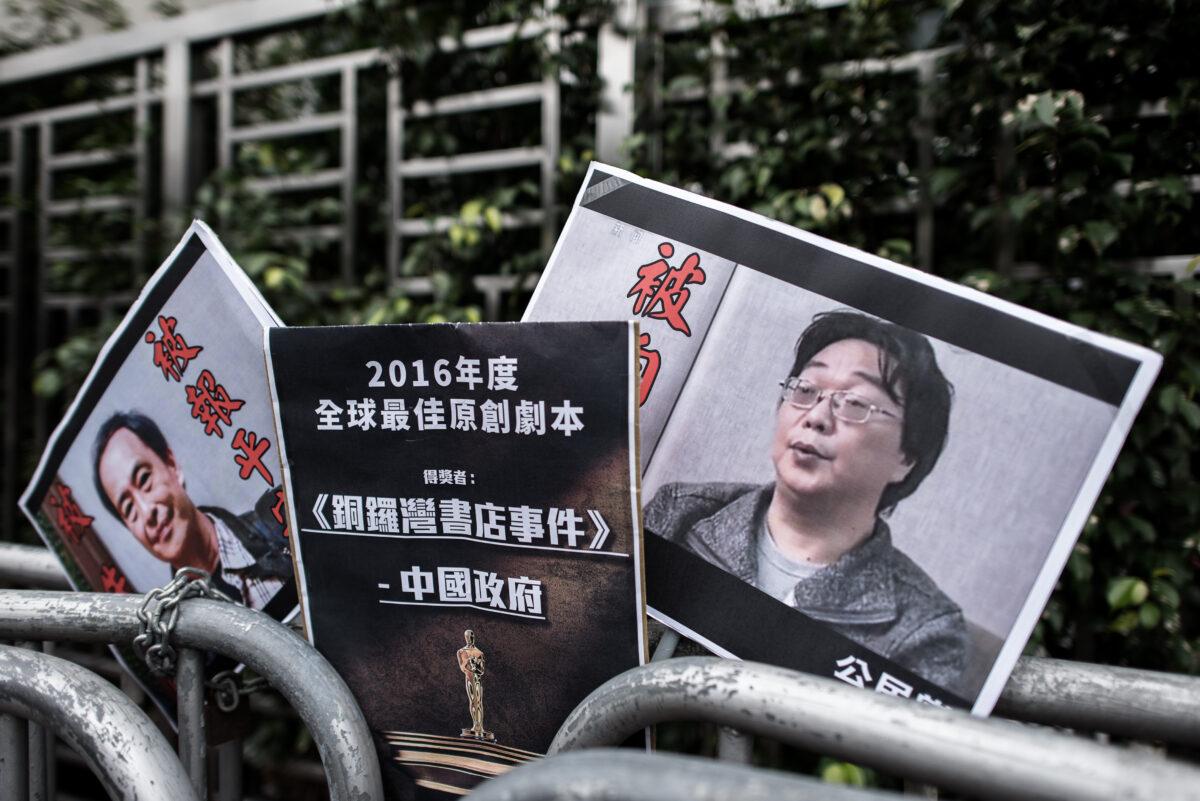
top-left (0, 644), bottom-right (199, 801)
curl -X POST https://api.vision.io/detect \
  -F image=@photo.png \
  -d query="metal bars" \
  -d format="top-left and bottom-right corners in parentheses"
top-left (0, 589), bottom-right (384, 801)
top-left (995, 656), bottom-right (1200, 747)
top-left (0, 644), bottom-right (201, 801)
top-left (472, 749), bottom-right (905, 801)
top-left (28, 56), bottom-right (152, 450)
top-left (210, 40), bottom-right (362, 280)
top-left (646, 619), bottom-right (1200, 748)
top-left (385, 13), bottom-right (563, 295)
top-left (0, 125), bottom-right (19, 547)
top-left (550, 657), bottom-right (1200, 801)
top-left (176, 647), bottom-right (207, 799)
top-left (2, 549), bottom-right (1200, 797)
top-left (0, 5), bottom-right (584, 532)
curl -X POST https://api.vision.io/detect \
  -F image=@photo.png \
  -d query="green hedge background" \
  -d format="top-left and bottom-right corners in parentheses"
top-left (3, 0), bottom-right (1198, 791)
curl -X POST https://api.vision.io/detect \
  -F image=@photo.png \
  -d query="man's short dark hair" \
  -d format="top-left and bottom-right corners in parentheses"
top-left (787, 310), bottom-right (953, 514)
top-left (92, 411), bottom-right (172, 521)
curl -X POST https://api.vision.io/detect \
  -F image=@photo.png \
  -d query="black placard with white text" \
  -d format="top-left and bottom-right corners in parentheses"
top-left (267, 321), bottom-right (647, 800)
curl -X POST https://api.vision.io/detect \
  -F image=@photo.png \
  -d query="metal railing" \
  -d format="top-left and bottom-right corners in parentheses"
top-left (995, 656), bottom-right (1200, 747)
top-left (0, 644), bottom-right (200, 801)
top-left (472, 749), bottom-right (904, 801)
top-left (648, 620), bottom-right (1200, 750)
top-left (549, 657), bottom-right (1200, 801)
top-left (0, 558), bottom-right (384, 801)
top-left (2, 543), bottom-right (1200, 800)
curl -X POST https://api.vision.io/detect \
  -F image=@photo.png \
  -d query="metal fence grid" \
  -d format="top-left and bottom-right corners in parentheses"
top-left (0, 0), bottom-right (589, 545)
top-left (1, 0), bottom-right (1195, 538)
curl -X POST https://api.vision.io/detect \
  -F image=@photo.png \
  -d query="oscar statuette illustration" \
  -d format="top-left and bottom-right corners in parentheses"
top-left (457, 629), bottom-right (495, 742)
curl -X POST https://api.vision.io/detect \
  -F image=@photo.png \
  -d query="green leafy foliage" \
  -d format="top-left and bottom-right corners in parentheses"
top-left (628, 0), bottom-right (1200, 681)
top-left (819, 759), bottom-right (875, 786)
top-left (13, 5), bottom-right (1200, 789)
top-left (0, 0), bottom-right (129, 55)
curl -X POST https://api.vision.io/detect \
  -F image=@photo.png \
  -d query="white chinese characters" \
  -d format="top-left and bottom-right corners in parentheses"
top-left (313, 396), bottom-right (584, 437)
top-left (312, 493), bottom-right (614, 553)
top-left (390, 565), bottom-right (545, 620)
top-left (833, 654), bottom-right (949, 708)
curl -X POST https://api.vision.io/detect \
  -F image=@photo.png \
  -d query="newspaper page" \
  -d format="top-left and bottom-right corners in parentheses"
top-left (19, 221), bottom-right (298, 716)
top-left (524, 163), bottom-right (1162, 714)
top-left (266, 321), bottom-right (647, 799)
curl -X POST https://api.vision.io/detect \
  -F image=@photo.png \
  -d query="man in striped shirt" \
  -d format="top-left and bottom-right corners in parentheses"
top-left (93, 410), bottom-right (291, 609)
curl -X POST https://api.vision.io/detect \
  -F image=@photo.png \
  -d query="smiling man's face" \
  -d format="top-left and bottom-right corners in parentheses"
top-left (97, 427), bottom-right (199, 566)
top-left (771, 338), bottom-right (913, 512)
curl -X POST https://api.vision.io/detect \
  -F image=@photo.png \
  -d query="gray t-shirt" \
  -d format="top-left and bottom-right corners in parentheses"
top-left (755, 520), bottom-right (824, 603)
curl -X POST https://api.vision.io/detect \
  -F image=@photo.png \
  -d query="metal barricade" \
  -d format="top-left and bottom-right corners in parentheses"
top-left (0, 544), bottom-right (70, 590)
top-left (5, 542), bottom-right (1200, 800)
top-left (550, 657), bottom-right (1200, 801)
top-left (648, 622), bottom-right (1200, 749)
top-left (471, 749), bottom-right (902, 801)
top-left (995, 656), bottom-right (1200, 746)
top-left (0, 644), bottom-right (199, 801)
top-left (0, 585), bottom-right (384, 801)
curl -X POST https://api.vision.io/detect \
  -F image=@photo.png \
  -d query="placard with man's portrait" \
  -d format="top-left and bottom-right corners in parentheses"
top-left (525, 164), bottom-right (1162, 713)
top-left (20, 221), bottom-right (298, 715)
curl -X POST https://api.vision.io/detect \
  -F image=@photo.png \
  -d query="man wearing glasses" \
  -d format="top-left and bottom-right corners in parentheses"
top-left (645, 310), bottom-right (967, 691)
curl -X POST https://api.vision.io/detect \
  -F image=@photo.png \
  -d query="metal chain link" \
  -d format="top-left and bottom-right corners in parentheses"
top-left (134, 566), bottom-right (233, 675)
top-left (135, 567), bottom-right (272, 711)
top-left (207, 669), bottom-right (270, 713)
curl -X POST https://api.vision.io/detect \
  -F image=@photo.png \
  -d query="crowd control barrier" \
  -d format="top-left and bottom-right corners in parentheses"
top-left (471, 749), bottom-right (903, 801)
top-left (547, 656), bottom-right (1200, 801)
top-left (0, 546), bottom-right (384, 801)
top-left (0, 644), bottom-right (200, 801)
top-left (2, 541), bottom-right (1199, 801)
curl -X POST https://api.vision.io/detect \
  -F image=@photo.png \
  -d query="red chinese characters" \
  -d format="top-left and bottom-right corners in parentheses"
top-left (638, 332), bottom-right (661, 406)
top-left (626, 241), bottom-right (708, 406)
top-left (271, 488), bottom-right (290, 538)
top-left (185, 369), bottom-right (246, 438)
top-left (99, 564), bottom-right (129, 593)
top-left (233, 428), bottom-right (275, 486)
top-left (627, 242), bottom-right (706, 337)
top-left (47, 482), bottom-right (95, 544)
top-left (144, 315), bottom-right (203, 382)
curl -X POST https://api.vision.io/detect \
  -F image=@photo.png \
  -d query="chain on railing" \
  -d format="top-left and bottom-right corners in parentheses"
top-left (134, 566), bottom-right (234, 674)
top-left (209, 668), bottom-right (270, 713)
top-left (3, 543), bottom-right (1200, 800)
top-left (130, 565), bottom-right (270, 712)
top-left (0, 576), bottom-right (384, 801)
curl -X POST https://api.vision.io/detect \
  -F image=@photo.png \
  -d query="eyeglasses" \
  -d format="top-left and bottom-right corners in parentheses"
top-left (778, 377), bottom-right (901, 425)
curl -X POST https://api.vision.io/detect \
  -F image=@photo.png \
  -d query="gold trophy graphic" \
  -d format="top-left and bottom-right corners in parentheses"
top-left (457, 629), bottom-right (495, 741)
top-left (385, 628), bottom-right (537, 795)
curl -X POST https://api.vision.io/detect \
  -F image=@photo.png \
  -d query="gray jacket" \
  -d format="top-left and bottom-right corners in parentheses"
top-left (644, 482), bottom-right (967, 692)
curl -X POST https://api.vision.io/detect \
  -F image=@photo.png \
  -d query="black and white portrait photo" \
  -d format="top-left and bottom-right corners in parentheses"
top-left (527, 164), bottom-right (1161, 712)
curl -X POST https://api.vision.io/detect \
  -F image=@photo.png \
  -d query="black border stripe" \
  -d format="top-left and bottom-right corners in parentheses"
top-left (583, 171), bottom-right (1138, 406)
top-left (645, 530), bottom-right (970, 708)
top-left (25, 234), bottom-right (208, 508)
